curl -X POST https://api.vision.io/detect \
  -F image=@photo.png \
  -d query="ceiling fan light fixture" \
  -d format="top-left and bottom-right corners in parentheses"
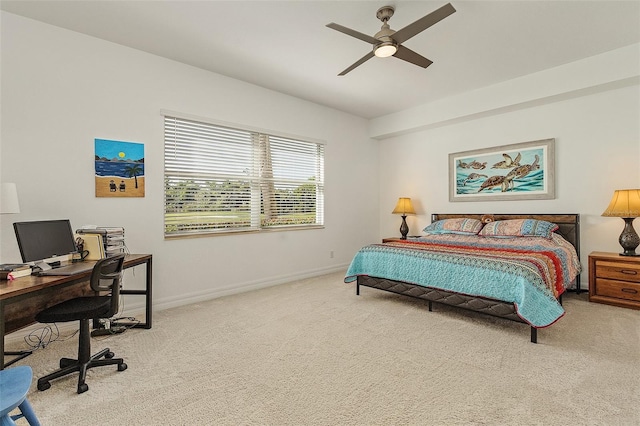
top-left (374, 42), bottom-right (397, 58)
top-left (327, 3), bottom-right (456, 75)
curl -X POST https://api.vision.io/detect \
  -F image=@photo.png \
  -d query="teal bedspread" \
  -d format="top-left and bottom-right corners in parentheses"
top-left (345, 234), bottom-right (581, 328)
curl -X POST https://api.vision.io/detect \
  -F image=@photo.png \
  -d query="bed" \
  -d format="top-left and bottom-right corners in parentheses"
top-left (344, 213), bottom-right (581, 343)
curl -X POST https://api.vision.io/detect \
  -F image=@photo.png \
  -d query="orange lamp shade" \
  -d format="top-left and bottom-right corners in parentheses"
top-left (392, 197), bottom-right (415, 215)
top-left (602, 189), bottom-right (640, 218)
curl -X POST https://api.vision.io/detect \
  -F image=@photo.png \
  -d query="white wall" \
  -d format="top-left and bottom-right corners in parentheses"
top-left (2, 11), bottom-right (638, 308)
top-left (376, 46), bottom-right (640, 289)
top-left (0, 13), bottom-right (379, 311)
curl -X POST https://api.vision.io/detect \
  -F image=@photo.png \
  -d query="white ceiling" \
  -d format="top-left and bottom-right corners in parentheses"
top-left (2, 0), bottom-right (639, 119)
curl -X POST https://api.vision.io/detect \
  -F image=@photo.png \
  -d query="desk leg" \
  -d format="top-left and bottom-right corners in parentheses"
top-left (3, 350), bottom-right (32, 369)
top-left (113, 257), bottom-right (152, 329)
top-left (1, 300), bottom-right (33, 370)
top-left (145, 257), bottom-right (152, 329)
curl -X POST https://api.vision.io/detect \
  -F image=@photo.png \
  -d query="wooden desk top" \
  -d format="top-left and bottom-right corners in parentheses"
top-left (0, 254), bottom-right (151, 301)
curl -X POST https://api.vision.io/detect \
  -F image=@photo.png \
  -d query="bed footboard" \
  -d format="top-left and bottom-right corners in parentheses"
top-left (356, 275), bottom-right (539, 343)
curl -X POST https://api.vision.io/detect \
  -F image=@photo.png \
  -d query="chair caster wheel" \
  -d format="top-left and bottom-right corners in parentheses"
top-left (37, 381), bottom-right (51, 391)
top-left (77, 383), bottom-right (89, 394)
top-left (105, 351), bottom-right (115, 359)
top-left (118, 363), bottom-right (127, 372)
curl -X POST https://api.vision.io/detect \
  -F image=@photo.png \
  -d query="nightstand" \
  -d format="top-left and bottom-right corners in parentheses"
top-left (382, 237), bottom-right (404, 243)
top-left (382, 237), bottom-right (422, 243)
top-left (589, 251), bottom-right (640, 310)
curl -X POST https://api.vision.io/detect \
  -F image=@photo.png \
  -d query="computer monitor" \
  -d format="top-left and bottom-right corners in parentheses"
top-left (13, 219), bottom-right (77, 264)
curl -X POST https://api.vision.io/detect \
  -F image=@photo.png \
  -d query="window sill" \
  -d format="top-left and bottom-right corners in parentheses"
top-left (165, 225), bottom-right (325, 239)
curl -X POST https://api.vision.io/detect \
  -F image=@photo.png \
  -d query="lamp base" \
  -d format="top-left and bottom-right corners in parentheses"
top-left (399, 215), bottom-right (408, 240)
top-left (618, 217), bottom-right (640, 256)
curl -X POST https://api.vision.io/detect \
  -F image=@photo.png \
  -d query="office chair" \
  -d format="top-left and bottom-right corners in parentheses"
top-left (35, 254), bottom-right (127, 394)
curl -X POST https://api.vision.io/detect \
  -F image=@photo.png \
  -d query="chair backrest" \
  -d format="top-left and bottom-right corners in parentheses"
top-left (89, 254), bottom-right (125, 318)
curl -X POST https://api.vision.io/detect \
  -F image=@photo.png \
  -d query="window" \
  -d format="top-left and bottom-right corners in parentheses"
top-left (164, 113), bottom-right (325, 237)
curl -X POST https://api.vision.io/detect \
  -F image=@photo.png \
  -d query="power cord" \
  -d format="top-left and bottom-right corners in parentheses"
top-left (23, 323), bottom-right (59, 350)
top-left (90, 289), bottom-right (140, 338)
top-left (111, 282), bottom-right (142, 330)
top-left (111, 316), bottom-right (140, 329)
top-left (23, 323), bottom-right (79, 351)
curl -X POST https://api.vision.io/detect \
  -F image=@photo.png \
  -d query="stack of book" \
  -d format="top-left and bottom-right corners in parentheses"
top-left (0, 263), bottom-right (32, 280)
top-left (77, 226), bottom-right (126, 257)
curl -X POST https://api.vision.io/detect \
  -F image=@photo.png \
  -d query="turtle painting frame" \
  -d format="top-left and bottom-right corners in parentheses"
top-left (449, 138), bottom-right (555, 202)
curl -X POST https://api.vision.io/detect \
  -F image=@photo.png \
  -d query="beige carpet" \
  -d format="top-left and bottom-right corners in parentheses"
top-left (6, 271), bottom-right (640, 425)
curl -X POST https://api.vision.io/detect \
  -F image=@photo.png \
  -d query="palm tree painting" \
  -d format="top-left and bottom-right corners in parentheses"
top-left (95, 139), bottom-right (145, 197)
top-left (124, 164), bottom-right (143, 188)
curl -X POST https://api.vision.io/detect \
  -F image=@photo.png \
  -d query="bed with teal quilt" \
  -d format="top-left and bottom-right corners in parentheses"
top-left (344, 214), bottom-right (581, 343)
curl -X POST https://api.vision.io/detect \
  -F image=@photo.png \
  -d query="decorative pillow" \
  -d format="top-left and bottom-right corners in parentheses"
top-left (423, 218), bottom-right (483, 235)
top-left (478, 219), bottom-right (559, 239)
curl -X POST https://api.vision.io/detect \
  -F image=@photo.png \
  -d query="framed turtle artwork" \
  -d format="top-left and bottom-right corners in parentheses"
top-left (449, 138), bottom-right (555, 202)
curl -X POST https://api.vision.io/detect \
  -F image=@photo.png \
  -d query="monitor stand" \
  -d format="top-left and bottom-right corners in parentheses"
top-left (33, 261), bottom-right (52, 272)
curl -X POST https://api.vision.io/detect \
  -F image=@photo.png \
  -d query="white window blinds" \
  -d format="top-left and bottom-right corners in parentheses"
top-left (164, 115), bottom-right (324, 237)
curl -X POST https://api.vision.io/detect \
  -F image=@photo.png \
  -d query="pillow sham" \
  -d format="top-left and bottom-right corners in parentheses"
top-left (478, 219), bottom-right (559, 239)
top-left (423, 218), bottom-right (483, 235)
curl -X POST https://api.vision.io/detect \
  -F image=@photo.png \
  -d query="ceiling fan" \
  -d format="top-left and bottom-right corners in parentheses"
top-left (326, 3), bottom-right (456, 76)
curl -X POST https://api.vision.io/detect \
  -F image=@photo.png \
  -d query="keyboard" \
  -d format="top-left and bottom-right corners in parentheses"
top-left (38, 261), bottom-right (96, 276)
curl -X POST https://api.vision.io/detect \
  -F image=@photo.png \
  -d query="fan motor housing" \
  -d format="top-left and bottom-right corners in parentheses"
top-left (376, 6), bottom-right (395, 22)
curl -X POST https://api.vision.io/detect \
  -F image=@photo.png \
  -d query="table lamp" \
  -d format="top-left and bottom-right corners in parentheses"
top-left (602, 189), bottom-right (640, 256)
top-left (392, 197), bottom-right (415, 239)
top-left (1, 183), bottom-right (20, 214)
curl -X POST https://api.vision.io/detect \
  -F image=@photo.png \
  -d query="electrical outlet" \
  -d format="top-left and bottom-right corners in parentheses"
top-left (330, 250), bottom-right (334, 259)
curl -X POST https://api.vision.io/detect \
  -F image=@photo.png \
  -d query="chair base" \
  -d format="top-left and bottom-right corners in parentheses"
top-left (37, 347), bottom-right (127, 394)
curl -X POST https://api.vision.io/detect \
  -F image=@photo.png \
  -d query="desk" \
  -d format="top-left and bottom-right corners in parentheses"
top-left (0, 254), bottom-right (152, 369)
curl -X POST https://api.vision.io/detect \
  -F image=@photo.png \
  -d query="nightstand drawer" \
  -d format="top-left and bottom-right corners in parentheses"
top-left (594, 278), bottom-right (640, 302)
top-left (594, 260), bottom-right (640, 281)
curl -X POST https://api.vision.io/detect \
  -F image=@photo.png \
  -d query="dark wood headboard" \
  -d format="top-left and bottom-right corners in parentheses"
top-left (431, 213), bottom-right (581, 260)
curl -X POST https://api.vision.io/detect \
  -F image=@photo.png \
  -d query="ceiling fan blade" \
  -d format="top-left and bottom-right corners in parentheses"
top-left (338, 51), bottom-right (375, 76)
top-left (326, 23), bottom-right (379, 45)
top-left (392, 3), bottom-right (456, 44)
top-left (393, 45), bottom-right (433, 68)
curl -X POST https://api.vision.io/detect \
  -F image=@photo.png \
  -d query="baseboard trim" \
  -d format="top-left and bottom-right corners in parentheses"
top-left (153, 263), bottom-right (350, 312)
